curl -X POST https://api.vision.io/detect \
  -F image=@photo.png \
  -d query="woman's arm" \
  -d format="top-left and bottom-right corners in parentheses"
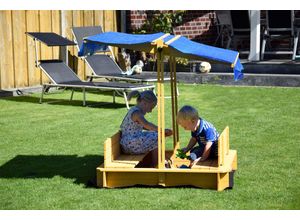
top-left (132, 111), bottom-right (158, 131)
top-left (132, 111), bottom-right (173, 136)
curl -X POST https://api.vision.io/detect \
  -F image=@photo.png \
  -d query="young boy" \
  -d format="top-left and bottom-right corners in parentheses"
top-left (177, 105), bottom-right (219, 167)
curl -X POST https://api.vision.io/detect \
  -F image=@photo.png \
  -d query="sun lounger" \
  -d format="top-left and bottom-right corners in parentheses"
top-left (261, 10), bottom-right (299, 60)
top-left (26, 32), bottom-right (155, 108)
top-left (227, 10), bottom-right (250, 57)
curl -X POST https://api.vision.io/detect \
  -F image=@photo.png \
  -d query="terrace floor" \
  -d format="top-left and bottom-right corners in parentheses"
top-left (144, 58), bottom-right (300, 87)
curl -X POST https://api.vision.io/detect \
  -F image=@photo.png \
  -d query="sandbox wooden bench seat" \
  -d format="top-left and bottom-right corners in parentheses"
top-left (103, 131), bottom-right (147, 168)
top-left (97, 126), bottom-right (237, 190)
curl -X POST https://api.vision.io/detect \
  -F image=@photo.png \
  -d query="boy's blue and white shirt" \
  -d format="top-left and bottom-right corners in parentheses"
top-left (191, 118), bottom-right (219, 147)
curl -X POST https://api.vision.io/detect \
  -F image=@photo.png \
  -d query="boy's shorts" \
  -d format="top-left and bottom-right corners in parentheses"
top-left (189, 142), bottom-right (218, 161)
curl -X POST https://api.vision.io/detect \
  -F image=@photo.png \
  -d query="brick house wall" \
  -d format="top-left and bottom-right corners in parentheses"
top-left (126, 10), bottom-right (300, 48)
top-left (126, 10), bottom-right (218, 45)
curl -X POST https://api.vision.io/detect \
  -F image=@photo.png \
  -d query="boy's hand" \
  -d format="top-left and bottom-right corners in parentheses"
top-left (182, 147), bottom-right (190, 154)
top-left (176, 148), bottom-right (188, 159)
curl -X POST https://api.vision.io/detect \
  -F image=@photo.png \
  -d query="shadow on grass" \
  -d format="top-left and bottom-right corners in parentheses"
top-left (1, 95), bottom-right (130, 109)
top-left (0, 155), bottom-right (103, 188)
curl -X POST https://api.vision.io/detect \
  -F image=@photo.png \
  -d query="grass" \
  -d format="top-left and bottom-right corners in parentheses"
top-left (0, 84), bottom-right (299, 210)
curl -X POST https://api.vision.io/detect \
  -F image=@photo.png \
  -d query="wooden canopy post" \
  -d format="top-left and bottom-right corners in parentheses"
top-left (170, 56), bottom-right (179, 149)
top-left (156, 48), bottom-right (165, 169)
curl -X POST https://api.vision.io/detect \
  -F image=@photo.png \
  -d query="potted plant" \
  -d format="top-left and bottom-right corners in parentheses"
top-left (132, 10), bottom-right (189, 71)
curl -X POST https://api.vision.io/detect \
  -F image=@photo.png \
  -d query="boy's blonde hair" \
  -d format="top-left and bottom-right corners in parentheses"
top-left (177, 105), bottom-right (199, 123)
top-left (127, 90), bottom-right (157, 104)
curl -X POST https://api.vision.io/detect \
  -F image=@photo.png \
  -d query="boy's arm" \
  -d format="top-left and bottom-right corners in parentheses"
top-left (182, 137), bottom-right (197, 153)
top-left (200, 127), bottom-right (217, 161)
top-left (199, 141), bottom-right (213, 161)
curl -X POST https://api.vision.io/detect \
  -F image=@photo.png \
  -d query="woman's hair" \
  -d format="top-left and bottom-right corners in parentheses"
top-left (127, 90), bottom-right (157, 104)
top-left (177, 105), bottom-right (199, 123)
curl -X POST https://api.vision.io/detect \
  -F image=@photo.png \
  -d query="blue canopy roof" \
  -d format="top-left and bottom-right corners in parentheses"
top-left (78, 32), bottom-right (166, 55)
top-left (79, 32), bottom-right (244, 81)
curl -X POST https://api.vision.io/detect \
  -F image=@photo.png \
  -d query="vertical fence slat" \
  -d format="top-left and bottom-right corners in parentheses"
top-left (94, 10), bottom-right (104, 27)
top-left (26, 10), bottom-right (41, 87)
top-left (12, 11), bottom-right (28, 88)
top-left (72, 10), bottom-right (85, 80)
top-left (112, 10), bottom-right (118, 57)
top-left (104, 10), bottom-right (114, 32)
top-left (39, 10), bottom-right (53, 84)
top-left (83, 10), bottom-right (94, 77)
top-left (0, 11), bottom-right (15, 89)
top-left (61, 10), bottom-right (75, 71)
top-left (104, 10), bottom-right (118, 57)
top-left (52, 10), bottom-right (61, 60)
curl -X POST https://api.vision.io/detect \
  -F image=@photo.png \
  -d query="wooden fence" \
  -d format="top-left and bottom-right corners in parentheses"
top-left (0, 10), bottom-right (118, 90)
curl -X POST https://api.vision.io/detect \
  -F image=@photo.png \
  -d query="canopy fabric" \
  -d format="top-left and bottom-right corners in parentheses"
top-left (78, 32), bottom-right (166, 56)
top-left (166, 36), bottom-right (244, 80)
top-left (79, 32), bottom-right (244, 81)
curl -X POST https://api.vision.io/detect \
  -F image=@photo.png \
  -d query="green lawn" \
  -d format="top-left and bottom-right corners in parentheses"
top-left (0, 84), bottom-right (299, 209)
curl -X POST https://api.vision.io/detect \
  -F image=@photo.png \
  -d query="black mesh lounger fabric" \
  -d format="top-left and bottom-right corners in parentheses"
top-left (26, 32), bottom-right (76, 46)
top-left (268, 11), bottom-right (293, 35)
top-left (39, 60), bottom-right (81, 84)
top-left (39, 60), bottom-right (154, 90)
top-left (86, 54), bottom-right (170, 82)
top-left (86, 55), bottom-right (123, 75)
